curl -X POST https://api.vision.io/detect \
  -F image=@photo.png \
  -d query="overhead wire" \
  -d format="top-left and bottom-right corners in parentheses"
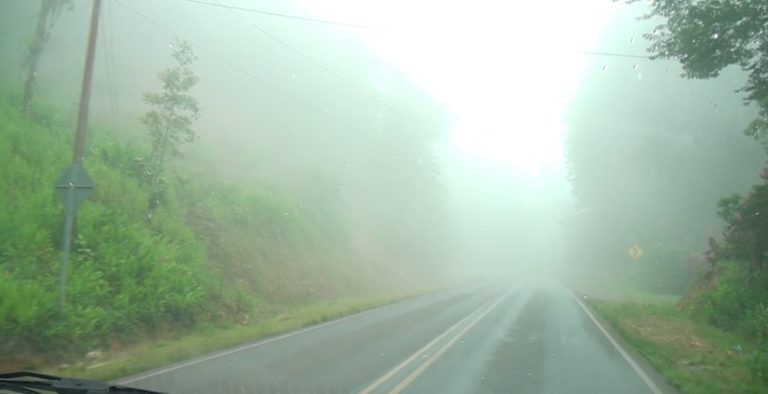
top-left (205, 0), bottom-right (396, 114)
top-left (114, 0), bottom-right (654, 139)
top-left (576, 50), bottom-right (651, 59)
top-left (181, 0), bottom-right (652, 60)
top-left (113, 0), bottom-right (351, 129)
top-left (182, 0), bottom-right (654, 130)
top-left (179, 0), bottom-right (382, 31)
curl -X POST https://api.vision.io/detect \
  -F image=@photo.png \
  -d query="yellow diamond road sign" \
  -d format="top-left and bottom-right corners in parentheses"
top-left (628, 244), bottom-right (643, 260)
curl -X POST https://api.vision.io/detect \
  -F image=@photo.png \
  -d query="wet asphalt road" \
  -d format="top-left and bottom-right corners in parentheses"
top-left (119, 280), bottom-right (677, 394)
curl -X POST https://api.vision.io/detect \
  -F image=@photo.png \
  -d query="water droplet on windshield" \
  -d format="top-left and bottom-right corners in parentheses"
top-left (711, 32), bottom-right (720, 39)
top-left (602, 65), bottom-right (608, 72)
top-left (291, 73), bottom-right (296, 79)
top-left (633, 64), bottom-right (640, 70)
top-left (756, 211), bottom-right (761, 216)
top-left (630, 37), bottom-right (636, 43)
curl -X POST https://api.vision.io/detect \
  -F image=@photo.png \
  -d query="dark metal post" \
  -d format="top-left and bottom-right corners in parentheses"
top-left (59, 185), bottom-right (76, 309)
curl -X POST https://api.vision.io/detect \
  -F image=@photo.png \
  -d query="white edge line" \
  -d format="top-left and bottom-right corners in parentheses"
top-left (574, 296), bottom-right (664, 394)
top-left (116, 297), bottom-right (412, 385)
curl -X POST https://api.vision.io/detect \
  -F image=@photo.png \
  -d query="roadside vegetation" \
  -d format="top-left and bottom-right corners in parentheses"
top-left (591, 299), bottom-right (765, 393)
top-left (0, 87), bottom-right (399, 370)
top-left (44, 291), bottom-right (422, 382)
top-left (0, 32), bottom-right (448, 372)
top-left (572, 2), bottom-right (768, 392)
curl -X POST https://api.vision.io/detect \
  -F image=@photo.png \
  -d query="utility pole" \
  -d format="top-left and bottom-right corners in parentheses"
top-left (73, 0), bottom-right (101, 163)
top-left (55, 0), bottom-right (100, 311)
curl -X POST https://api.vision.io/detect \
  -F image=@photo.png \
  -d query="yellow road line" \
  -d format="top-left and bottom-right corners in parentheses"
top-left (360, 290), bottom-right (512, 394)
top-left (390, 290), bottom-right (512, 393)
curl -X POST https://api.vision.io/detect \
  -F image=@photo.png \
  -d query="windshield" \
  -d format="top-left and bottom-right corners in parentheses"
top-left (1, 1), bottom-right (766, 393)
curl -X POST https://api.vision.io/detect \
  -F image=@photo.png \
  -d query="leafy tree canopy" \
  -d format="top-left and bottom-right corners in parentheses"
top-left (628, 0), bottom-right (768, 144)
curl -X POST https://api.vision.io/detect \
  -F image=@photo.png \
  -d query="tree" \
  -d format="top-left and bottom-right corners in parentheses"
top-left (563, 5), bottom-right (766, 290)
top-left (715, 182), bottom-right (768, 271)
top-left (141, 39), bottom-right (200, 219)
top-left (626, 0), bottom-right (768, 136)
top-left (22, 0), bottom-right (72, 113)
top-left (627, 0), bottom-right (768, 275)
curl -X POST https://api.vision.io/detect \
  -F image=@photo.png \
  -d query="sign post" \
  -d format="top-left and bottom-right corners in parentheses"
top-left (55, 163), bottom-right (95, 309)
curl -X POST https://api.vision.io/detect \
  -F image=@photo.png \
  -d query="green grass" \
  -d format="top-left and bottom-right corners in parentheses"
top-left (42, 291), bottom-right (424, 382)
top-left (590, 298), bottom-right (766, 393)
top-left (587, 291), bottom-right (681, 305)
top-left (0, 88), bottom-right (431, 370)
top-left (0, 84), bottom-right (450, 380)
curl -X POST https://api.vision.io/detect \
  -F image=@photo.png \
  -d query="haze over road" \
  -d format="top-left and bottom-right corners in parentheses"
top-left (120, 281), bottom-right (676, 393)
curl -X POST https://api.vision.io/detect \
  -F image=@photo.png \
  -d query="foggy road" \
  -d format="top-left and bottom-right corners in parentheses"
top-left (118, 282), bottom-right (676, 394)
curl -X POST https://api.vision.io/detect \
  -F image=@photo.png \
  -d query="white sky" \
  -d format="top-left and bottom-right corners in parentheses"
top-left (294, 0), bottom-right (622, 176)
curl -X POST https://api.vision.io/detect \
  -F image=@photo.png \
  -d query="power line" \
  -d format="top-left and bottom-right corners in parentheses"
top-left (180, 0), bottom-right (382, 31)
top-left (115, 0), bottom-right (653, 138)
top-left (207, 0), bottom-right (395, 113)
top-left (180, 0), bottom-right (652, 62)
top-left (576, 50), bottom-right (651, 59)
top-left (114, 0), bottom-right (345, 127)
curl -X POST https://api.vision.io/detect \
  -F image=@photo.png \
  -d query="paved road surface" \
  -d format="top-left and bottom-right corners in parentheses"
top-left (119, 280), bottom-right (677, 393)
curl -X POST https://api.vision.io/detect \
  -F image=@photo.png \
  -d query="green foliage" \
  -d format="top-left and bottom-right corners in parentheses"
top-left (688, 263), bottom-right (768, 340)
top-left (562, 7), bottom-right (765, 288)
top-left (0, 86), bottom-right (378, 363)
top-left (745, 117), bottom-right (768, 155)
top-left (0, 94), bottom-right (211, 355)
top-left (628, 0), bottom-right (768, 139)
top-left (751, 347), bottom-right (768, 383)
top-left (592, 298), bottom-right (767, 393)
top-left (141, 39), bottom-right (199, 219)
top-left (684, 261), bottom-right (768, 383)
top-left (623, 245), bottom-right (706, 294)
top-left (142, 40), bottom-right (199, 179)
top-left (632, 1), bottom-right (767, 99)
top-left (712, 183), bottom-right (768, 270)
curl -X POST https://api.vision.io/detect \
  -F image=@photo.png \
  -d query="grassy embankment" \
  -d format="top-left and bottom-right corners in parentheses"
top-left (590, 294), bottom-right (767, 393)
top-left (46, 291), bottom-right (423, 381)
top-left (0, 91), bottom-right (441, 379)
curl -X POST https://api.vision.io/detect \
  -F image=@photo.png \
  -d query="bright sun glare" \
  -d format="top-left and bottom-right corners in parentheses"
top-left (295, 0), bottom-right (621, 175)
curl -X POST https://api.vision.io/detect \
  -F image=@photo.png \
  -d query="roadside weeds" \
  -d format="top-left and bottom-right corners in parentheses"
top-left (40, 291), bottom-right (426, 382)
top-left (589, 297), bottom-right (766, 394)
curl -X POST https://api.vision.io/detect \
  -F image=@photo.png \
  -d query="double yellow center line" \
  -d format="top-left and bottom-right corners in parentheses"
top-left (360, 290), bottom-right (513, 394)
